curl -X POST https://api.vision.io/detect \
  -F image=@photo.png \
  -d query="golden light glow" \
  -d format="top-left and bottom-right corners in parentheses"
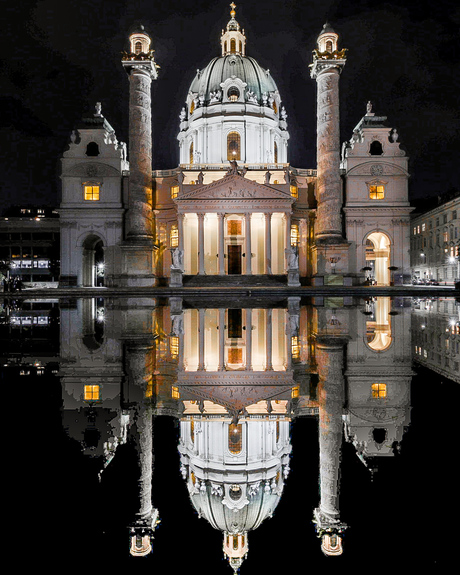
top-left (228, 423), bottom-right (243, 454)
top-left (290, 185), bottom-right (298, 199)
top-left (170, 335), bottom-right (179, 358)
top-left (227, 219), bottom-right (242, 236)
top-left (290, 224), bottom-right (299, 246)
top-left (372, 383), bottom-right (387, 398)
top-left (291, 336), bottom-right (300, 359)
top-left (189, 142), bottom-right (194, 164)
top-left (84, 185), bottom-right (100, 201)
top-left (228, 347), bottom-right (243, 364)
top-left (172, 386), bottom-right (180, 399)
top-left (369, 184), bottom-right (385, 200)
top-left (170, 224), bottom-right (179, 247)
top-left (171, 185), bottom-right (179, 199)
top-left (227, 131), bottom-right (241, 160)
top-left (84, 385), bottom-right (100, 401)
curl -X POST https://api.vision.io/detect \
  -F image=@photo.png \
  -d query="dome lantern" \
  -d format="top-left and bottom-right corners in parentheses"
top-left (221, 3), bottom-right (246, 56)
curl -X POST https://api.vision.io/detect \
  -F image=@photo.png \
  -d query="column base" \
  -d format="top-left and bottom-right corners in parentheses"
top-left (169, 268), bottom-right (183, 287)
top-left (119, 243), bottom-right (157, 287)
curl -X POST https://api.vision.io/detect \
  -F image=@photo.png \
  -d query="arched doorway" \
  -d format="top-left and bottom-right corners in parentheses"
top-left (82, 235), bottom-right (104, 287)
top-left (365, 232), bottom-right (391, 286)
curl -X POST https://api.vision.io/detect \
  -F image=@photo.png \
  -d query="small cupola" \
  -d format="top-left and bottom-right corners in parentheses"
top-left (316, 22), bottom-right (339, 53)
top-left (129, 24), bottom-right (151, 55)
top-left (221, 3), bottom-right (246, 56)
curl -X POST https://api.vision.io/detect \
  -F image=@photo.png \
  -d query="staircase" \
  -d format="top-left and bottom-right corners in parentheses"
top-left (182, 274), bottom-right (288, 287)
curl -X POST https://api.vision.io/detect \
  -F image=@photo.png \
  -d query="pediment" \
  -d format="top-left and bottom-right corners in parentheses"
top-left (63, 161), bottom-right (121, 178)
top-left (176, 174), bottom-right (293, 202)
top-left (346, 161), bottom-right (408, 177)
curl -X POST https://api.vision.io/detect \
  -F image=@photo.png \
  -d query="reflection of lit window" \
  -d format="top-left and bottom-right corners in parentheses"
top-left (170, 225), bottom-right (179, 247)
top-left (227, 86), bottom-right (240, 101)
top-left (369, 185), bottom-right (384, 200)
top-left (372, 383), bottom-right (387, 398)
top-left (170, 335), bottom-right (179, 358)
top-left (228, 423), bottom-right (242, 454)
top-left (84, 385), bottom-right (100, 401)
top-left (172, 386), bottom-right (180, 399)
top-left (290, 184), bottom-right (298, 199)
top-left (170, 185), bottom-right (179, 199)
top-left (227, 219), bottom-right (242, 236)
top-left (84, 185), bottom-right (100, 201)
top-left (291, 385), bottom-right (300, 398)
top-left (227, 347), bottom-right (243, 364)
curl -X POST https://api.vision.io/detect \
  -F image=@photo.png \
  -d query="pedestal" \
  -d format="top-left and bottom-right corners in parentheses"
top-left (120, 243), bottom-right (157, 287)
top-left (169, 268), bottom-right (183, 287)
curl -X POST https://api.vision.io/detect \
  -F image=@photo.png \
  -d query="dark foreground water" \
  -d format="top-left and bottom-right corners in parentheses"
top-left (4, 295), bottom-right (459, 572)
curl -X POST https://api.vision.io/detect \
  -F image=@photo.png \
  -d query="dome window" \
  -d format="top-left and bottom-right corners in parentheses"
top-left (227, 87), bottom-right (240, 102)
top-left (326, 40), bottom-right (333, 52)
top-left (228, 423), bottom-right (242, 454)
top-left (229, 485), bottom-right (242, 501)
top-left (274, 141), bottom-right (278, 163)
top-left (227, 131), bottom-right (241, 160)
top-left (189, 142), bottom-right (194, 164)
top-left (134, 41), bottom-right (142, 55)
top-left (230, 39), bottom-right (236, 53)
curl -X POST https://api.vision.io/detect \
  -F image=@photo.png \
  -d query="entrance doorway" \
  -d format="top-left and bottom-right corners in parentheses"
top-left (82, 235), bottom-right (104, 287)
top-left (227, 245), bottom-right (242, 274)
top-left (365, 232), bottom-right (391, 286)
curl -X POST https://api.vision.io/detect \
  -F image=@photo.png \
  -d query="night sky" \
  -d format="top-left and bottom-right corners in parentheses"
top-left (1, 0), bottom-right (459, 209)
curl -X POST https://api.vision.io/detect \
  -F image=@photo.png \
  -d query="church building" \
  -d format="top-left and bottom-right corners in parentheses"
top-left (59, 4), bottom-right (412, 288)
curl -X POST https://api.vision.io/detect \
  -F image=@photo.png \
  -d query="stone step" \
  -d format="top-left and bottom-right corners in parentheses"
top-left (182, 274), bottom-right (288, 287)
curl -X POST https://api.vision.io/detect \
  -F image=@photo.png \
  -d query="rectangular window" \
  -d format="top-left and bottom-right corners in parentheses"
top-left (290, 185), bottom-right (298, 199)
top-left (372, 383), bottom-right (387, 398)
top-left (170, 185), bottom-right (179, 199)
top-left (227, 220), bottom-right (242, 236)
top-left (422, 223), bottom-right (426, 231)
top-left (84, 385), bottom-right (100, 401)
top-left (369, 185), bottom-right (385, 200)
top-left (290, 224), bottom-right (299, 247)
top-left (227, 347), bottom-right (243, 364)
top-left (84, 185), bottom-right (100, 201)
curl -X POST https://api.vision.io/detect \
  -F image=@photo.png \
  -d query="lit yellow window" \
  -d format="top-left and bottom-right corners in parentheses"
top-left (274, 141), bottom-right (278, 162)
top-left (172, 386), bottom-right (180, 399)
top-left (290, 184), bottom-right (298, 199)
top-left (291, 336), bottom-right (300, 359)
top-left (84, 185), bottom-right (100, 201)
top-left (171, 185), bottom-right (179, 199)
top-left (145, 377), bottom-right (153, 398)
top-left (170, 335), bottom-right (179, 358)
top-left (290, 224), bottom-right (299, 247)
top-left (369, 185), bottom-right (384, 200)
top-left (190, 100), bottom-right (195, 115)
top-left (228, 423), bottom-right (242, 454)
top-left (189, 142), bottom-right (194, 164)
top-left (227, 131), bottom-right (241, 160)
top-left (84, 385), bottom-right (100, 401)
top-left (291, 384), bottom-right (300, 398)
top-left (372, 383), bottom-right (387, 398)
top-left (228, 347), bottom-right (243, 364)
top-left (227, 219), bottom-right (242, 235)
top-left (170, 224), bottom-right (179, 247)
top-left (273, 101), bottom-right (278, 114)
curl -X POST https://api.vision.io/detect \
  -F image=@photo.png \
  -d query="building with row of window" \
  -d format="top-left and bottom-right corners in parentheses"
top-left (410, 191), bottom-right (460, 284)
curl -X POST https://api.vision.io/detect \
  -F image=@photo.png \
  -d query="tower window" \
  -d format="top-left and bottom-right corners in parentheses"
top-left (290, 184), bottom-right (298, 199)
top-left (369, 140), bottom-right (383, 155)
top-left (227, 131), bottom-right (241, 160)
top-left (189, 142), bottom-right (194, 164)
top-left (369, 185), bottom-right (385, 200)
top-left (170, 224), bottom-right (179, 247)
top-left (84, 185), bottom-right (100, 201)
top-left (326, 40), bottom-right (333, 52)
top-left (170, 185), bottom-right (179, 199)
top-left (84, 385), bottom-right (100, 401)
top-left (230, 39), bottom-right (236, 53)
top-left (134, 41), bottom-right (143, 54)
top-left (227, 87), bottom-right (240, 102)
top-left (273, 100), bottom-right (278, 114)
top-left (190, 100), bottom-right (195, 115)
top-left (290, 224), bottom-right (299, 246)
top-left (372, 383), bottom-right (387, 398)
top-left (86, 142), bottom-right (99, 157)
top-left (274, 141), bottom-right (278, 163)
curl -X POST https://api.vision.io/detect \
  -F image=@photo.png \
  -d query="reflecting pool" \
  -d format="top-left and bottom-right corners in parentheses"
top-left (3, 295), bottom-right (459, 571)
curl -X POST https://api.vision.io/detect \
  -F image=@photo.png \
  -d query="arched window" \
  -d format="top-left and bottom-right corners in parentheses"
top-left (230, 39), bottom-right (236, 53)
top-left (135, 41), bottom-right (142, 55)
top-left (228, 423), bottom-right (242, 454)
top-left (190, 100), bottom-right (195, 115)
top-left (86, 142), bottom-right (99, 157)
top-left (273, 100), bottom-right (278, 114)
top-left (369, 140), bottom-right (383, 155)
top-left (326, 40), bottom-right (333, 52)
top-left (189, 142), bottom-right (194, 164)
top-left (227, 131), bottom-right (241, 160)
top-left (227, 86), bottom-right (240, 102)
top-left (274, 141), bottom-right (278, 163)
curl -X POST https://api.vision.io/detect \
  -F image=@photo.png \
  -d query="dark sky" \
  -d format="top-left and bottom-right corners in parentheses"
top-left (1, 0), bottom-right (459, 209)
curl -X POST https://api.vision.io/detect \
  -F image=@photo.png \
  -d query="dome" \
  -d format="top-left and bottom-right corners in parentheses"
top-left (188, 55), bottom-right (279, 106)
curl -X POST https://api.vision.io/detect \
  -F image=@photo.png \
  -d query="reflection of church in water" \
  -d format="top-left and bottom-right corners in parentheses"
top-left (60, 295), bottom-right (413, 570)
top-left (59, 4), bottom-right (412, 289)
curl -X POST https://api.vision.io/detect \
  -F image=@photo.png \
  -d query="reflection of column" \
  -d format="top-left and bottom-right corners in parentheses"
top-left (198, 308), bottom-right (205, 370)
top-left (246, 308), bottom-right (252, 370)
top-left (245, 213), bottom-right (252, 275)
top-left (218, 308), bottom-right (225, 370)
top-left (314, 336), bottom-right (347, 550)
top-left (265, 213), bottom-right (272, 274)
top-left (266, 309), bottom-right (273, 370)
top-left (198, 213), bottom-right (205, 275)
top-left (218, 213), bottom-right (225, 275)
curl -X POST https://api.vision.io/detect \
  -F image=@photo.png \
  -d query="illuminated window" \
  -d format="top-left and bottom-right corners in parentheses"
top-left (227, 86), bottom-right (240, 102)
top-left (372, 383), bottom-right (387, 399)
top-left (230, 39), bottom-right (236, 53)
top-left (290, 184), bottom-right (298, 199)
top-left (227, 219), bottom-right (242, 236)
top-left (170, 224), bottom-right (179, 247)
top-left (171, 185), bottom-right (179, 199)
top-left (291, 336), bottom-right (300, 359)
top-left (190, 100), bottom-right (195, 114)
top-left (291, 384), bottom-right (300, 398)
top-left (326, 40), bottom-right (333, 52)
top-left (228, 423), bottom-right (242, 454)
top-left (172, 386), bottom-right (180, 399)
top-left (191, 420), bottom-right (195, 443)
top-left (273, 101), bottom-right (278, 115)
top-left (170, 335), bottom-right (179, 358)
top-left (274, 141), bottom-right (278, 162)
top-left (135, 41), bottom-right (142, 54)
top-left (228, 347), bottom-right (243, 364)
top-left (290, 224), bottom-right (299, 247)
top-left (145, 378), bottom-right (153, 398)
top-left (189, 142), bottom-right (194, 164)
top-left (84, 385), bottom-right (100, 401)
top-left (369, 185), bottom-right (384, 200)
top-left (84, 185), bottom-right (100, 201)
top-left (227, 131), bottom-right (241, 160)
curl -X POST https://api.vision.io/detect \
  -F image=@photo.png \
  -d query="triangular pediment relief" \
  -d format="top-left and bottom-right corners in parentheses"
top-left (176, 174), bottom-right (293, 202)
top-left (63, 161), bottom-right (121, 178)
top-left (346, 161), bottom-right (408, 177)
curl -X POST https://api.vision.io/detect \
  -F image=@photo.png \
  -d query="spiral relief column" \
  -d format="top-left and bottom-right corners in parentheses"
top-left (310, 24), bottom-right (350, 285)
top-left (121, 26), bottom-right (159, 286)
